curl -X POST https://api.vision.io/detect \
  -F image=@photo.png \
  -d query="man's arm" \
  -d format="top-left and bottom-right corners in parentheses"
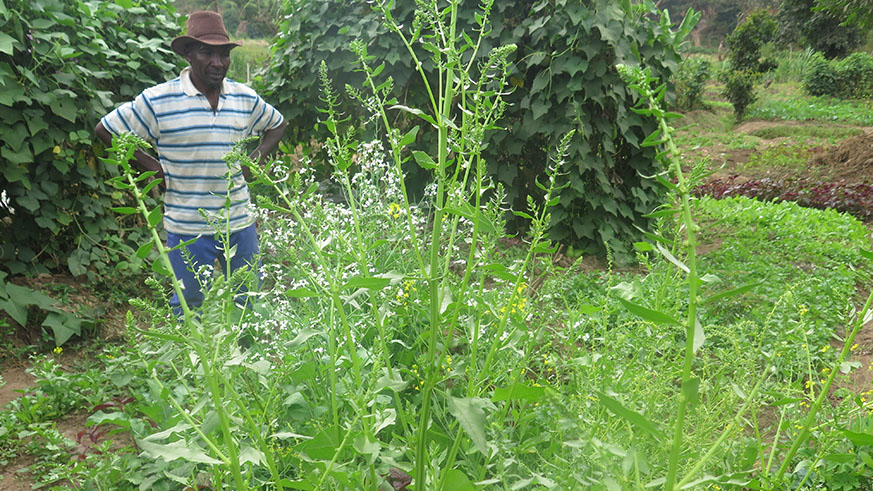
top-left (95, 121), bottom-right (164, 181)
top-left (244, 121), bottom-right (287, 181)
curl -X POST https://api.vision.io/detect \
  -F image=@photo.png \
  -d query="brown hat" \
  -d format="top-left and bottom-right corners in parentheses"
top-left (171, 11), bottom-right (240, 57)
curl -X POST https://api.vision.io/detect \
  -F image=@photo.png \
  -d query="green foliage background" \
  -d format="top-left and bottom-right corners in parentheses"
top-left (804, 51), bottom-right (873, 99)
top-left (0, 0), bottom-right (184, 278)
top-left (263, 0), bottom-right (693, 260)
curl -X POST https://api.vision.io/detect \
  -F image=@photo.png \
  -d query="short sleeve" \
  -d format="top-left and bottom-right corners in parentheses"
top-left (247, 96), bottom-right (285, 136)
top-left (101, 92), bottom-right (160, 143)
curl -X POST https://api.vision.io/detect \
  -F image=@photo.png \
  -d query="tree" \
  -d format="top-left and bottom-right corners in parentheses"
top-left (815, 0), bottom-right (873, 28)
top-left (777, 0), bottom-right (862, 58)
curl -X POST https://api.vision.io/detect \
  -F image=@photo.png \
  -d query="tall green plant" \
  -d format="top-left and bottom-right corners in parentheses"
top-left (263, 0), bottom-right (698, 262)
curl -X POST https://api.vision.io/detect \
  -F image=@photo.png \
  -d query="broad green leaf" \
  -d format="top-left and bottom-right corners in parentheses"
top-left (375, 369), bottom-right (408, 393)
top-left (147, 206), bottom-right (162, 228)
top-left (843, 429), bottom-right (873, 446)
top-left (288, 328), bottom-right (320, 347)
top-left (135, 438), bottom-right (222, 465)
top-left (151, 258), bottom-right (173, 277)
top-left (596, 392), bottom-right (664, 441)
top-left (492, 383), bottom-right (546, 402)
top-left (110, 206), bottom-right (138, 215)
top-left (443, 469), bottom-right (476, 491)
top-left (298, 426), bottom-right (340, 460)
top-left (398, 125), bottom-right (419, 147)
top-left (821, 453), bottom-right (854, 464)
top-left (412, 150), bottom-right (437, 170)
top-left (617, 298), bottom-right (680, 325)
top-left (0, 32), bottom-right (17, 56)
top-left (0, 299), bottom-right (27, 326)
top-left (860, 249), bottom-right (873, 261)
top-left (448, 396), bottom-right (494, 456)
top-left (42, 312), bottom-right (81, 346)
top-left (135, 242), bottom-right (154, 259)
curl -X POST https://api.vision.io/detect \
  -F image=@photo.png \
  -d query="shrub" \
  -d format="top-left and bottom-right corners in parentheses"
top-left (722, 10), bottom-right (776, 120)
top-left (262, 0), bottom-right (699, 261)
top-left (0, 0), bottom-right (183, 278)
top-left (803, 51), bottom-right (873, 99)
top-left (720, 69), bottom-right (761, 121)
top-left (674, 57), bottom-right (711, 110)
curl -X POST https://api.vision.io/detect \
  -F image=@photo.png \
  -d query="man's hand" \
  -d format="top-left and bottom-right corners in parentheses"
top-left (245, 121), bottom-right (287, 181)
top-left (95, 121), bottom-right (165, 194)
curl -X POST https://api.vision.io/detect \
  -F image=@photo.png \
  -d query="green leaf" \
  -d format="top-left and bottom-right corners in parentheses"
top-left (860, 249), bottom-right (873, 261)
top-left (617, 298), bottom-right (680, 325)
top-left (412, 150), bottom-right (437, 170)
top-left (492, 383), bottom-right (546, 402)
top-left (51, 98), bottom-right (78, 123)
top-left (388, 105), bottom-right (436, 126)
top-left (597, 392), bottom-right (664, 441)
top-left (42, 312), bottom-right (81, 346)
top-left (398, 125), bottom-right (419, 147)
top-left (0, 32), bottom-right (17, 56)
top-left (147, 206), bottom-right (162, 228)
top-left (448, 397), bottom-right (494, 455)
top-left (151, 258), bottom-right (173, 277)
top-left (288, 328), bottom-right (320, 347)
top-left (134, 438), bottom-right (222, 465)
top-left (682, 377), bottom-right (700, 406)
top-left (0, 299), bottom-right (27, 326)
top-left (693, 317), bottom-right (705, 354)
top-left (843, 429), bottom-right (873, 446)
top-left (285, 287), bottom-right (320, 297)
top-left (341, 276), bottom-right (391, 291)
top-left (443, 469), bottom-right (477, 491)
top-left (110, 207), bottom-right (138, 215)
top-left (704, 282), bottom-right (761, 304)
top-left (821, 453), bottom-right (854, 464)
top-left (135, 242), bottom-right (154, 259)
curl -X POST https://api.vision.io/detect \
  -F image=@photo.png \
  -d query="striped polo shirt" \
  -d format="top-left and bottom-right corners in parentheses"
top-left (101, 67), bottom-right (285, 235)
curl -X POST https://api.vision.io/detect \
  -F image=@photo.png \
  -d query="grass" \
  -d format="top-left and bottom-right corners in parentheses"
top-left (228, 38), bottom-right (270, 85)
top-left (748, 83), bottom-right (873, 125)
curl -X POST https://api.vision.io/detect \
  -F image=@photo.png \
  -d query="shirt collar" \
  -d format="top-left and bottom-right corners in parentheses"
top-left (179, 67), bottom-right (229, 96)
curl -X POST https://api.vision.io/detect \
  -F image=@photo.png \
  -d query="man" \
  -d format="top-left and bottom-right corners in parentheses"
top-left (96, 11), bottom-right (286, 315)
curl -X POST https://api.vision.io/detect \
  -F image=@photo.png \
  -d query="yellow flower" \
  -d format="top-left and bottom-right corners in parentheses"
top-left (389, 203), bottom-right (401, 219)
top-left (52, 146), bottom-right (61, 154)
top-left (851, 343), bottom-right (859, 351)
top-left (53, 346), bottom-right (63, 355)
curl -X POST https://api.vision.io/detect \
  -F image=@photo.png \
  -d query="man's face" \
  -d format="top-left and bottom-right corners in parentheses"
top-left (186, 42), bottom-right (232, 91)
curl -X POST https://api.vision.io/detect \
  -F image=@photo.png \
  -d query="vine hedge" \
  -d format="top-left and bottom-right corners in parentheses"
top-left (0, 0), bottom-right (183, 278)
top-left (263, 0), bottom-right (696, 259)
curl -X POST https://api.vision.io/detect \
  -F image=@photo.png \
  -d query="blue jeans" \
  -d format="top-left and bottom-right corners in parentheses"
top-left (166, 223), bottom-right (260, 316)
